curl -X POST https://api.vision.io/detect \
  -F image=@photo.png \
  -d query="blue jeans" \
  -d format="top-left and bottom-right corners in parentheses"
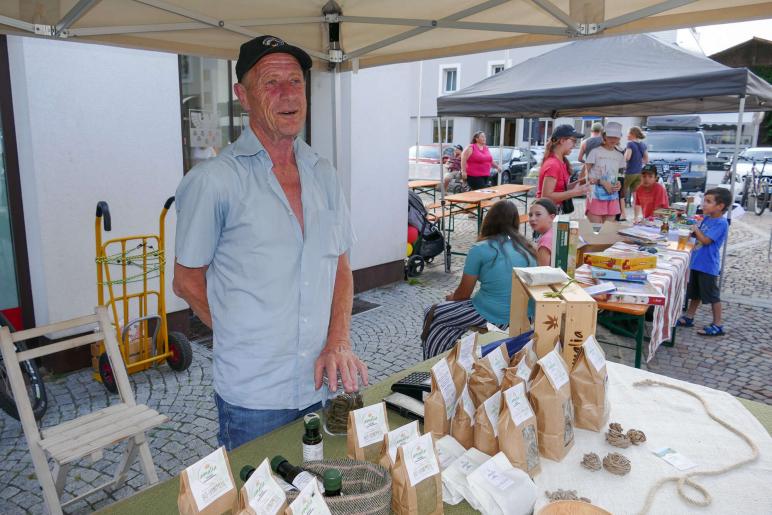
top-left (215, 393), bottom-right (321, 451)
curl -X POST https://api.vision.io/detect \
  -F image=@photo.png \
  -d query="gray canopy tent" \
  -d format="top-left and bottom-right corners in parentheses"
top-left (437, 33), bottom-right (772, 278)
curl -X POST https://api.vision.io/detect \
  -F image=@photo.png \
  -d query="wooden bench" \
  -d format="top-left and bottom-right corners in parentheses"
top-left (0, 307), bottom-right (168, 515)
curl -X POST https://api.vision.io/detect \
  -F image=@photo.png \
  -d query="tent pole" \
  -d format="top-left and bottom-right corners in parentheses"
top-left (498, 117), bottom-right (505, 185)
top-left (438, 115), bottom-right (451, 273)
top-left (415, 61), bottom-right (422, 173)
top-left (719, 95), bottom-right (745, 288)
top-left (331, 65), bottom-right (342, 170)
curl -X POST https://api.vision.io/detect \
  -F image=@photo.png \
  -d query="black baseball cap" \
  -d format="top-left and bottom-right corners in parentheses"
top-left (235, 35), bottom-right (312, 82)
top-left (641, 164), bottom-right (658, 175)
top-left (551, 124), bottom-right (584, 140)
top-left (454, 144), bottom-right (463, 151)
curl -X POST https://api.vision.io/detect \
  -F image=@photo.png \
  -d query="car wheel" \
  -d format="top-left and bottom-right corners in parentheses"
top-left (501, 171), bottom-right (511, 184)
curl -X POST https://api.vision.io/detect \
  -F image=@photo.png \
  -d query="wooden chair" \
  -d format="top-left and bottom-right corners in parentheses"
top-left (0, 306), bottom-right (168, 515)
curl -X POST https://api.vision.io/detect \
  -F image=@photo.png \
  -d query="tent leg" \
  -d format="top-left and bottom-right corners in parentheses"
top-left (719, 96), bottom-right (745, 288)
top-left (437, 116), bottom-right (451, 273)
top-left (331, 66), bottom-right (342, 170)
top-left (498, 117), bottom-right (505, 185)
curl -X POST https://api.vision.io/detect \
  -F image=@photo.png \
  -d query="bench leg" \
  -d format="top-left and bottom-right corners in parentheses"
top-left (111, 437), bottom-right (140, 488)
top-left (30, 445), bottom-right (63, 515)
top-left (52, 462), bottom-right (70, 497)
top-left (663, 324), bottom-right (677, 348)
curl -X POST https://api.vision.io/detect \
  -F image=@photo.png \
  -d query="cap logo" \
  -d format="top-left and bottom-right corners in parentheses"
top-left (262, 36), bottom-right (285, 47)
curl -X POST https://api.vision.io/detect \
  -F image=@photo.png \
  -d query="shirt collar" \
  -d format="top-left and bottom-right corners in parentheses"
top-left (231, 125), bottom-right (320, 167)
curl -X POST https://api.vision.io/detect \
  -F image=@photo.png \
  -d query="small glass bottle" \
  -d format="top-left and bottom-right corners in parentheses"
top-left (323, 469), bottom-right (342, 497)
top-left (302, 413), bottom-right (324, 462)
top-left (270, 455), bottom-right (323, 492)
top-left (239, 465), bottom-right (256, 483)
top-left (660, 219), bottom-right (669, 234)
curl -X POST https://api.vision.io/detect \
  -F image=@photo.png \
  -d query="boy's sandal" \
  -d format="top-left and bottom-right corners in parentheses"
top-left (676, 315), bottom-right (694, 327)
top-left (698, 324), bottom-right (724, 336)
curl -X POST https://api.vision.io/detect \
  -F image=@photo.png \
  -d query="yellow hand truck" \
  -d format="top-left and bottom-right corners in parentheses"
top-left (93, 197), bottom-right (192, 393)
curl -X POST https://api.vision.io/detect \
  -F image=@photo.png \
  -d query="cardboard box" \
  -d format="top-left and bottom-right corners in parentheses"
top-left (509, 271), bottom-right (597, 367)
top-left (583, 251), bottom-right (657, 271)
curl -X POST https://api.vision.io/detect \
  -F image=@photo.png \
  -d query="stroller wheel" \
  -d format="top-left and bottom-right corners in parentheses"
top-left (407, 255), bottom-right (425, 277)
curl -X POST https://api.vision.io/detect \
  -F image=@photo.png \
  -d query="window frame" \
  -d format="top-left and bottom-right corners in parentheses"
top-left (438, 64), bottom-right (461, 95)
top-left (487, 60), bottom-right (506, 77)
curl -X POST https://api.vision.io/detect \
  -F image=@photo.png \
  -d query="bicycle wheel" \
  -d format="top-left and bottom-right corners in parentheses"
top-left (0, 313), bottom-right (48, 421)
top-left (756, 179), bottom-right (770, 215)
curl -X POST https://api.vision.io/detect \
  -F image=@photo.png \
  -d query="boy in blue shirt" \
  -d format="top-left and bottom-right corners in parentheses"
top-left (677, 188), bottom-right (732, 336)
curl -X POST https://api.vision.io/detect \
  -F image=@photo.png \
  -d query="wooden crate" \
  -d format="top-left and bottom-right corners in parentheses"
top-left (509, 271), bottom-right (597, 366)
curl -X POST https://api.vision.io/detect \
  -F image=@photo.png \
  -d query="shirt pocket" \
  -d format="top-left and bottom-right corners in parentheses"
top-left (316, 208), bottom-right (343, 257)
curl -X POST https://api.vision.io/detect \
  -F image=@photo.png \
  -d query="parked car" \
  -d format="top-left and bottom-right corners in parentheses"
top-left (408, 144), bottom-right (455, 180)
top-left (500, 147), bottom-right (538, 184)
top-left (526, 148), bottom-right (583, 182)
top-left (644, 115), bottom-right (708, 199)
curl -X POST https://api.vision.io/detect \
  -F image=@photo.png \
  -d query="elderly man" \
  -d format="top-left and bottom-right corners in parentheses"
top-left (173, 35), bottom-right (368, 450)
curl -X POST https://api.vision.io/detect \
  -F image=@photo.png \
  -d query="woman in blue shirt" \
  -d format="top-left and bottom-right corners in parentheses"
top-left (421, 200), bottom-right (537, 359)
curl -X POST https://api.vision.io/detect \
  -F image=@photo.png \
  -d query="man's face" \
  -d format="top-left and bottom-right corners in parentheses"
top-left (605, 136), bottom-right (620, 146)
top-left (641, 172), bottom-right (656, 186)
top-left (234, 54), bottom-right (307, 139)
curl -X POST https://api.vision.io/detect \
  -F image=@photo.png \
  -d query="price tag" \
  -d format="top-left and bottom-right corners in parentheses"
top-left (432, 358), bottom-right (458, 420)
top-left (403, 433), bottom-right (441, 487)
top-left (538, 350), bottom-right (569, 390)
top-left (504, 383), bottom-right (534, 426)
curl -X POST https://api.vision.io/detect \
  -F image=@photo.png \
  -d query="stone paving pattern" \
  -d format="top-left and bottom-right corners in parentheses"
top-left (1, 200), bottom-right (770, 513)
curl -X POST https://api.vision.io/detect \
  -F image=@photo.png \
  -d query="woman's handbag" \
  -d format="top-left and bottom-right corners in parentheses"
top-left (560, 197), bottom-right (575, 214)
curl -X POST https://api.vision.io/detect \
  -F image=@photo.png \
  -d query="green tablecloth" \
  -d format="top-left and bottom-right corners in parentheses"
top-left (102, 341), bottom-right (772, 514)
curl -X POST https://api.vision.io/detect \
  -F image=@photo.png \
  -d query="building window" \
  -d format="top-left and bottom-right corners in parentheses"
top-left (488, 60), bottom-right (505, 76)
top-left (439, 64), bottom-right (460, 95)
top-left (433, 119), bottom-right (454, 143)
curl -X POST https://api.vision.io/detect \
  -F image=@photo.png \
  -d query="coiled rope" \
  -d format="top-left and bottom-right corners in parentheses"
top-left (633, 378), bottom-right (760, 514)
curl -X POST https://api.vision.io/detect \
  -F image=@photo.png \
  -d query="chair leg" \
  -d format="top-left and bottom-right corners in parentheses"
top-left (111, 438), bottom-right (140, 489)
top-left (52, 462), bottom-right (70, 497)
top-left (29, 445), bottom-right (63, 515)
top-left (136, 434), bottom-right (160, 485)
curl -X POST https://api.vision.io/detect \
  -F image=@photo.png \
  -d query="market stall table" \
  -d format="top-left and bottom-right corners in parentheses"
top-left (101, 353), bottom-right (772, 515)
top-left (408, 179), bottom-right (440, 202)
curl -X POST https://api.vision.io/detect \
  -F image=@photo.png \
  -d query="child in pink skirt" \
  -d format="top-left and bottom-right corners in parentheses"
top-left (584, 121), bottom-right (625, 223)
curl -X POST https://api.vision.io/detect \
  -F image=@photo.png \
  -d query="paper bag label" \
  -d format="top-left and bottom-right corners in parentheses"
top-left (475, 458), bottom-right (514, 490)
top-left (432, 358), bottom-right (458, 420)
top-left (483, 391), bottom-right (501, 437)
top-left (515, 357), bottom-right (532, 384)
top-left (288, 480), bottom-right (331, 515)
top-left (387, 420), bottom-right (420, 462)
top-left (457, 333), bottom-right (476, 372)
top-left (353, 403), bottom-right (388, 448)
top-left (539, 350), bottom-right (569, 390)
top-left (244, 459), bottom-right (286, 514)
top-left (186, 447), bottom-right (233, 511)
top-left (582, 336), bottom-right (606, 373)
top-left (503, 383), bottom-right (534, 426)
top-left (487, 347), bottom-right (508, 385)
top-left (460, 385), bottom-right (475, 422)
top-left (403, 433), bottom-right (441, 487)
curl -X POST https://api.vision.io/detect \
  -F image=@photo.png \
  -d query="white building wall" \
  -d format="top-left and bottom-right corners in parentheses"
top-left (7, 36), bottom-right (186, 327)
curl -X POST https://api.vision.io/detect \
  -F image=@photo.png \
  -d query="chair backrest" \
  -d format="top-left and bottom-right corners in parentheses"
top-left (0, 306), bottom-right (136, 438)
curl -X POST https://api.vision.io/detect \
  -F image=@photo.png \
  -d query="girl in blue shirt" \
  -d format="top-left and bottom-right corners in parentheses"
top-left (421, 200), bottom-right (537, 358)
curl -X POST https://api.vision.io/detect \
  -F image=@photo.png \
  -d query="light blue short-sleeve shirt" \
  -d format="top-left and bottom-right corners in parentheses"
top-left (175, 127), bottom-right (354, 410)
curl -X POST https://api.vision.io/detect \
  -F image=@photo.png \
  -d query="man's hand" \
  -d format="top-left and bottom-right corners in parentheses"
top-left (314, 343), bottom-right (369, 393)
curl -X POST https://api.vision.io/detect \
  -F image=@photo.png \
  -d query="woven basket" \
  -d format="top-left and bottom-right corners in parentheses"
top-left (286, 459), bottom-right (391, 515)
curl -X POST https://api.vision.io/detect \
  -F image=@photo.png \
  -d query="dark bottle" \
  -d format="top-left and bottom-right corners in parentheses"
top-left (239, 465), bottom-right (256, 483)
top-left (271, 455), bottom-right (323, 492)
top-left (302, 413), bottom-right (324, 462)
top-left (660, 219), bottom-right (669, 234)
top-left (323, 469), bottom-right (342, 497)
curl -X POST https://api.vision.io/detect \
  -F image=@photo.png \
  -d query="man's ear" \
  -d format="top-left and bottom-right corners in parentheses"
top-left (233, 82), bottom-right (249, 112)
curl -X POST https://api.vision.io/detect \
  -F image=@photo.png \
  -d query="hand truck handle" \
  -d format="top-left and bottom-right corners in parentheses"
top-left (95, 201), bottom-right (111, 232)
top-left (163, 196), bottom-right (175, 210)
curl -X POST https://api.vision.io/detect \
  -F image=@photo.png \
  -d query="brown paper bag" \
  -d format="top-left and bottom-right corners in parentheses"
top-left (450, 385), bottom-right (475, 449)
top-left (346, 402), bottom-right (389, 463)
top-left (451, 332), bottom-right (478, 378)
top-left (379, 420), bottom-right (421, 470)
top-left (424, 356), bottom-right (466, 436)
top-left (570, 335), bottom-right (610, 432)
top-left (468, 343), bottom-right (508, 407)
top-left (528, 349), bottom-right (575, 462)
top-left (473, 390), bottom-right (501, 456)
top-left (391, 433), bottom-right (443, 515)
top-left (499, 383), bottom-right (541, 477)
top-left (178, 447), bottom-right (238, 515)
top-left (509, 338), bottom-right (538, 369)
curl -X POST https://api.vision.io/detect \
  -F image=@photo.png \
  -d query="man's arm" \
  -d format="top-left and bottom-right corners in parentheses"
top-left (173, 262), bottom-right (212, 328)
top-left (314, 254), bottom-right (368, 393)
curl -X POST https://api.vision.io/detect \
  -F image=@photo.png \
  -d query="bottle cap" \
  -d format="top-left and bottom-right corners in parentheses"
top-left (270, 455), bottom-right (287, 472)
top-left (239, 465), bottom-right (256, 482)
top-left (304, 413), bottom-right (321, 430)
top-left (323, 468), bottom-right (342, 491)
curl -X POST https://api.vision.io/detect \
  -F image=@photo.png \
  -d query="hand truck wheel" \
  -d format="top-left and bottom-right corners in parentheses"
top-left (166, 331), bottom-right (193, 371)
top-left (98, 353), bottom-right (118, 394)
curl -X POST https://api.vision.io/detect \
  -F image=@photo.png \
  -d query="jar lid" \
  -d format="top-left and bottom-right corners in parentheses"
top-left (323, 468), bottom-right (342, 491)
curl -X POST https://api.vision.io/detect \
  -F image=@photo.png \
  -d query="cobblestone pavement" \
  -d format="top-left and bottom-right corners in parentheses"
top-left (1, 199), bottom-right (770, 513)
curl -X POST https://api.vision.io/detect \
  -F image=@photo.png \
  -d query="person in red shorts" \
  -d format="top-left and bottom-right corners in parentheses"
top-left (633, 164), bottom-right (669, 222)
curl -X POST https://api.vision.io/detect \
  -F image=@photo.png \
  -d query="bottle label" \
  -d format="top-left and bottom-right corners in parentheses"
top-left (303, 442), bottom-right (324, 462)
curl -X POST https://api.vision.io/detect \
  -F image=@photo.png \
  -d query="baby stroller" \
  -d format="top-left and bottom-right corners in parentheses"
top-left (407, 190), bottom-right (446, 277)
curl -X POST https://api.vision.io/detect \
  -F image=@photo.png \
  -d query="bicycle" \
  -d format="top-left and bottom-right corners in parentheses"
top-left (737, 158), bottom-right (771, 214)
top-left (0, 311), bottom-right (48, 421)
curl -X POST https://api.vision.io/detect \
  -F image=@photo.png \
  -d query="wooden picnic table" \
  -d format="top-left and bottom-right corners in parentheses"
top-left (441, 184), bottom-right (534, 269)
top-left (408, 179), bottom-right (440, 202)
